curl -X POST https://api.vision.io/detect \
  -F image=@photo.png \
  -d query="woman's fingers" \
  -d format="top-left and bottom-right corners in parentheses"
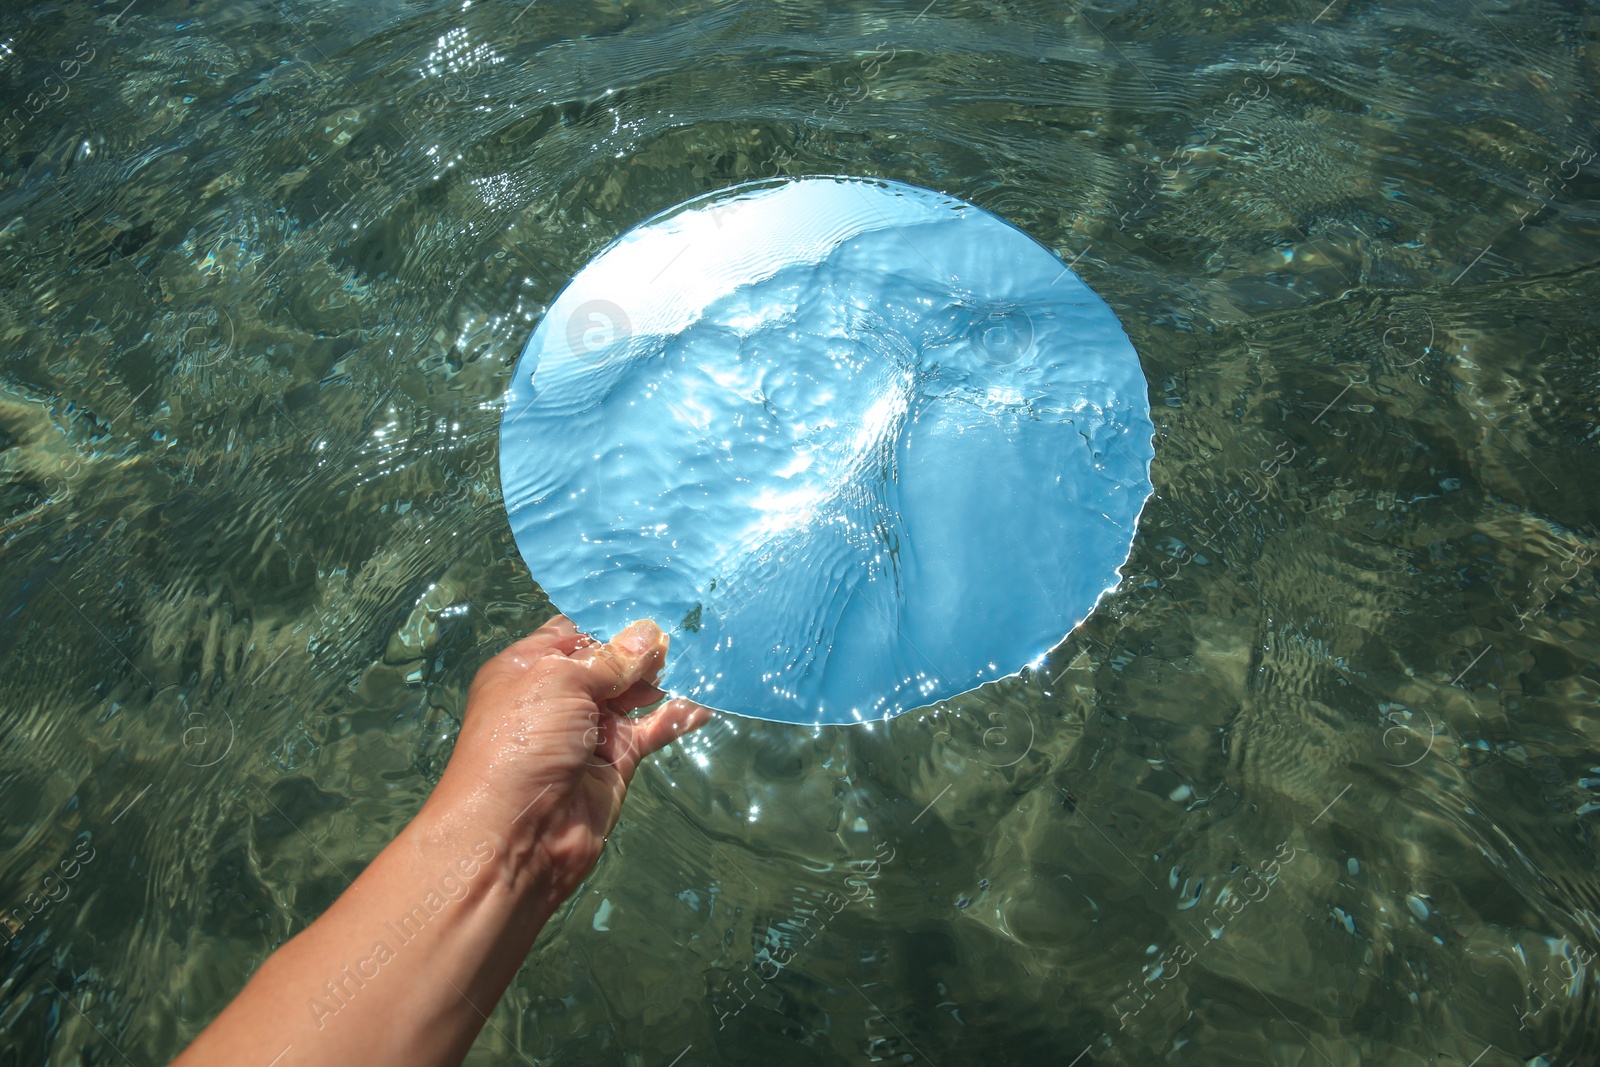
top-left (605, 681), bottom-right (667, 717)
top-left (485, 616), bottom-right (697, 775)
top-left (628, 698), bottom-right (713, 761)
top-left (471, 615), bottom-right (586, 696)
top-left (494, 614), bottom-right (585, 666)
top-left (589, 697), bottom-right (712, 775)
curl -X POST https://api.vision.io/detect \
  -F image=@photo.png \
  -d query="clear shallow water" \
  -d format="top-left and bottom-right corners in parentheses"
top-left (501, 176), bottom-right (1154, 724)
top-left (1, 0), bottom-right (1598, 1064)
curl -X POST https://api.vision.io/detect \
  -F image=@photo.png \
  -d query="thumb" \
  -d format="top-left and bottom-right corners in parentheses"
top-left (572, 619), bottom-right (669, 699)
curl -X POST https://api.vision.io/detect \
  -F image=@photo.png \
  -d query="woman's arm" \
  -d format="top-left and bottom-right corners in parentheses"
top-left (172, 615), bottom-right (710, 1067)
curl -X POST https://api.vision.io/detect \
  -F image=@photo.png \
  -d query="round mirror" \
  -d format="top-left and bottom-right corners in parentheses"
top-left (500, 176), bottom-right (1154, 724)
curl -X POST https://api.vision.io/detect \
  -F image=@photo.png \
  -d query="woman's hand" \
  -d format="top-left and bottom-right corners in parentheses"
top-left (431, 614), bottom-right (712, 903)
top-left (172, 616), bottom-right (709, 1067)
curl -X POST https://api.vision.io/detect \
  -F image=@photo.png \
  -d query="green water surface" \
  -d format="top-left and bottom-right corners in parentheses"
top-left (2, 0), bottom-right (1599, 1063)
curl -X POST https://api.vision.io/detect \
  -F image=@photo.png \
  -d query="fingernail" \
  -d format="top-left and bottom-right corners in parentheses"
top-left (618, 619), bottom-right (662, 655)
